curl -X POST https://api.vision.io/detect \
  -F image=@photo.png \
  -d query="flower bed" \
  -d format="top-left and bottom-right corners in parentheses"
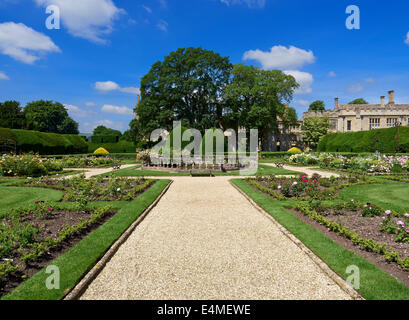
top-left (0, 154), bottom-right (63, 177)
top-left (22, 175), bottom-right (155, 202)
top-left (246, 174), bottom-right (370, 201)
top-left (59, 156), bottom-right (118, 168)
top-left (290, 201), bottom-right (409, 273)
top-left (287, 153), bottom-right (409, 175)
top-left (0, 202), bottom-right (116, 296)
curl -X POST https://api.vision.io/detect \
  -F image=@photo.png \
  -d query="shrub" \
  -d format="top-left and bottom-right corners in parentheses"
top-left (93, 147), bottom-right (109, 154)
top-left (0, 153), bottom-right (62, 177)
top-left (287, 147), bottom-right (302, 153)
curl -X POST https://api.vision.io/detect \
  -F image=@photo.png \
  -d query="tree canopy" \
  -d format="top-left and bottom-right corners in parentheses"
top-left (301, 116), bottom-right (331, 150)
top-left (348, 98), bottom-right (368, 104)
top-left (93, 125), bottom-right (122, 137)
top-left (23, 100), bottom-right (79, 134)
top-left (0, 101), bottom-right (25, 129)
top-left (308, 100), bottom-right (325, 112)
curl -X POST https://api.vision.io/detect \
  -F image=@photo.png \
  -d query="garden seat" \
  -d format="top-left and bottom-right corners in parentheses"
top-left (112, 164), bottom-right (121, 170)
top-left (275, 162), bottom-right (284, 168)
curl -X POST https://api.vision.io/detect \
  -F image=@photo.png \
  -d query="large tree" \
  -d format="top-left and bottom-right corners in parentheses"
top-left (301, 116), bottom-right (331, 150)
top-left (134, 47), bottom-right (233, 140)
top-left (0, 100), bottom-right (25, 129)
top-left (24, 100), bottom-right (79, 134)
top-left (224, 64), bottom-right (299, 151)
top-left (309, 100), bottom-right (325, 112)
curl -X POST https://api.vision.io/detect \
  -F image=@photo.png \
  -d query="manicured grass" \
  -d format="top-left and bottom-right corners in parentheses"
top-left (340, 182), bottom-right (409, 214)
top-left (232, 179), bottom-right (409, 300)
top-left (0, 186), bottom-right (63, 211)
top-left (1, 179), bottom-right (171, 300)
top-left (106, 164), bottom-right (298, 177)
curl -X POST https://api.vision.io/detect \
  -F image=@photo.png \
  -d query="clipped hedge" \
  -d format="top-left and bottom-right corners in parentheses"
top-left (87, 140), bottom-right (136, 154)
top-left (318, 127), bottom-right (409, 153)
top-left (0, 128), bottom-right (88, 155)
top-left (91, 135), bottom-right (120, 143)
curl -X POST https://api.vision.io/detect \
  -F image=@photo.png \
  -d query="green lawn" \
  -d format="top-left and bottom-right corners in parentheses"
top-left (0, 186), bottom-right (63, 211)
top-left (105, 164), bottom-right (299, 177)
top-left (232, 179), bottom-right (409, 300)
top-left (339, 181), bottom-right (409, 214)
top-left (2, 179), bottom-right (171, 300)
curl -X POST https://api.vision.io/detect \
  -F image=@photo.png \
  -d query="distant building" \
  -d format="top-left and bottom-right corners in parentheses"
top-left (301, 90), bottom-right (409, 133)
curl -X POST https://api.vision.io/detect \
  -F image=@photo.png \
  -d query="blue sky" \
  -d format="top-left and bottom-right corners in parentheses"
top-left (0, 0), bottom-right (409, 133)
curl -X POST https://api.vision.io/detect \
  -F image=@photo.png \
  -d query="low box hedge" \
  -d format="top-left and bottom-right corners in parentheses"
top-left (88, 140), bottom-right (136, 154)
top-left (318, 127), bottom-right (409, 153)
top-left (91, 135), bottom-right (119, 144)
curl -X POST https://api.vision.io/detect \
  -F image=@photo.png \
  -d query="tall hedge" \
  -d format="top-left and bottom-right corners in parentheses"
top-left (87, 140), bottom-right (136, 153)
top-left (317, 127), bottom-right (409, 153)
top-left (91, 135), bottom-right (119, 143)
top-left (0, 128), bottom-right (88, 154)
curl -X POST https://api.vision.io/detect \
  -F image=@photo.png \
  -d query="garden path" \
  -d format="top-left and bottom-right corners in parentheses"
top-left (63, 164), bottom-right (136, 179)
top-left (79, 175), bottom-right (351, 300)
top-left (263, 164), bottom-right (341, 178)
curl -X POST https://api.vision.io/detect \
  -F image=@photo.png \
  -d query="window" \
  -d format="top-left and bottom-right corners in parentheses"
top-left (387, 118), bottom-right (398, 128)
top-left (347, 120), bottom-right (352, 131)
top-left (369, 118), bottom-right (380, 130)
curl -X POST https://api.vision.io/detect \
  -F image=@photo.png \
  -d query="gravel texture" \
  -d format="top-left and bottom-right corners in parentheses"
top-left (80, 175), bottom-right (351, 300)
top-left (264, 164), bottom-right (341, 178)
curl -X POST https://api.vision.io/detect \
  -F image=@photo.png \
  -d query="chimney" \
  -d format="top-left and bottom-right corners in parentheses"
top-left (334, 97), bottom-right (339, 108)
top-left (381, 96), bottom-right (385, 107)
top-left (137, 94), bottom-right (140, 105)
top-left (388, 90), bottom-right (395, 105)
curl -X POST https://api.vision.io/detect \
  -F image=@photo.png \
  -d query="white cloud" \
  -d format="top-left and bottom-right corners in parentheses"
top-left (142, 5), bottom-right (152, 13)
top-left (85, 102), bottom-right (96, 107)
top-left (34, 0), bottom-right (125, 44)
top-left (0, 22), bottom-right (60, 64)
top-left (348, 83), bottom-right (364, 93)
top-left (328, 71), bottom-right (336, 77)
top-left (405, 31), bottom-right (409, 45)
top-left (284, 70), bottom-right (314, 94)
top-left (157, 19), bottom-right (168, 32)
top-left (221, 0), bottom-right (266, 8)
top-left (0, 71), bottom-right (9, 80)
top-left (102, 104), bottom-right (134, 116)
top-left (297, 100), bottom-right (310, 107)
top-left (65, 104), bottom-right (96, 118)
top-left (94, 81), bottom-right (140, 95)
top-left (364, 77), bottom-right (374, 83)
top-left (243, 45), bottom-right (315, 70)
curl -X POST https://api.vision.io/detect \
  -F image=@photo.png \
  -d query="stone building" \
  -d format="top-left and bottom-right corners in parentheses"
top-left (301, 90), bottom-right (409, 133)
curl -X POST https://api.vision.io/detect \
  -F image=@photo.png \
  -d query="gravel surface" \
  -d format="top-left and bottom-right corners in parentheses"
top-left (63, 164), bottom-right (137, 179)
top-left (80, 176), bottom-right (351, 300)
top-left (264, 164), bottom-right (341, 178)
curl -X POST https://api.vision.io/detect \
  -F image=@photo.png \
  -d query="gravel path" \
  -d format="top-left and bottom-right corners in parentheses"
top-left (80, 176), bottom-right (351, 300)
top-left (63, 164), bottom-right (136, 179)
top-left (263, 163), bottom-right (340, 178)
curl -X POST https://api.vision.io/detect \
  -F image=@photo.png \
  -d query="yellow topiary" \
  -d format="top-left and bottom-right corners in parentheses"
top-left (288, 147), bottom-right (302, 153)
top-left (94, 147), bottom-right (109, 154)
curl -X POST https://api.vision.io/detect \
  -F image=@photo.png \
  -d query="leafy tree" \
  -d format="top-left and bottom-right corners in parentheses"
top-left (134, 47), bottom-right (233, 140)
top-left (0, 100), bottom-right (25, 129)
top-left (23, 100), bottom-right (79, 134)
top-left (348, 98), bottom-right (368, 104)
top-left (93, 125), bottom-right (121, 137)
top-left (308, 100), bottom-right (325, 112)
top-left (301, 116), bottom-right (331, 150)
top-left (224, 63), bottom-right (299, 151)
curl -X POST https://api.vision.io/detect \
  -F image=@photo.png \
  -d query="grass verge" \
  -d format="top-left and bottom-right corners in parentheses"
top-left (232, 178), bottom-right (409, 300)
top-left (1, 179), bottom-right (171, 300)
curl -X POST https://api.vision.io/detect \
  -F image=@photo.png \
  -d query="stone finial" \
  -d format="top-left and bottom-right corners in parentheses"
top-left (334, 97), bottom-right (339, 108)
top-left (388, 90), bottom-right (395, 105)
top-left (381, 96), bottom-right (385, 107)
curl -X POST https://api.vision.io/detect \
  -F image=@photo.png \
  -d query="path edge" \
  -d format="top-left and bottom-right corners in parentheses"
top-left (63, 179), bottom-right (173, 300)
top-left (230, 179), bottom-right (363, 300)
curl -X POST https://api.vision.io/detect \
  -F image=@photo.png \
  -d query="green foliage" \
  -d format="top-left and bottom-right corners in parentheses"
top-left (0, 128), bottom-right (88, 154)
top-left (318, 127), bottom-right (409, 153)
top-left (301, 116), bottom-right (331, 150)
top-left (92, 125), bottom-right (122, 137)
top-left (87, 140), bottom-right (136, 153)
top-left (134, 47), bottom-right (233, 140)
top-left (23, 100), bottom-right (79, 134)
top-left (349, 98), bottom-right (369, 104)
top-left (308, 100), bottom-right (325, 112)
top-left (224, 63), bottom-right (299, 151)
top-left (0, 101), bottom-right (25, 129)
top-left (91, 135), bottom-right (119, 143)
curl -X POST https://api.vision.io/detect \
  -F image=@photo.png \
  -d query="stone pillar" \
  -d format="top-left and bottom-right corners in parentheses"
top-left (334, 97), bottom-right (339, 109)
top-left (381, 96), bottom-right (385, 107)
